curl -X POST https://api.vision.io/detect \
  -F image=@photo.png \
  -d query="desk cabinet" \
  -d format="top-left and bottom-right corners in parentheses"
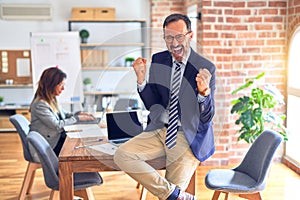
top-left (0, 107), bottom-right (30, 132)
top-left (0, 84), bottom-right (33, 131)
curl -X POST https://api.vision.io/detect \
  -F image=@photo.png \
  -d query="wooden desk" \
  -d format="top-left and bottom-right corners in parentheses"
top-left (59, 136), bottom-right (196, 200)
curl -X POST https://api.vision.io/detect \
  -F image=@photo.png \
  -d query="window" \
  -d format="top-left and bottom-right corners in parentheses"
top-left (286, 26), bottom-right (300, 165)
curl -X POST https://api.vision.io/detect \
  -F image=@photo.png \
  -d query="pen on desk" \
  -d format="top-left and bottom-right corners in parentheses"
top-left (66, 129), bottom-right (83, 133)
top-left (84, 138), bottom-right (103, 143)
top-left (75, 143), bottom-right (103, 149)
top-left (75, 144), bottom-right (93, 149)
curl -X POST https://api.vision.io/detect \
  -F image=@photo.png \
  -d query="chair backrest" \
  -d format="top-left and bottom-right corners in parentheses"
top-left (9, 114), bottom-right (39, 162)
top-left (27, 131), bottom-right (59, 190)
top-left (235, 129), bottom-right (283, 190)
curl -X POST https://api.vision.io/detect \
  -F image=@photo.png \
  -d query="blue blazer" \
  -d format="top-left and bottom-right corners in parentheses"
top-left (139, 48), bottom-right (216, 162)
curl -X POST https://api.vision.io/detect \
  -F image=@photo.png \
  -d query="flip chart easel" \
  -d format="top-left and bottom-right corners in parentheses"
top-left (30, 32), bottom-right (83, 111)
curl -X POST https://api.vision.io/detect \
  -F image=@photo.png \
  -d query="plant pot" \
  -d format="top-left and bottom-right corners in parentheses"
top-left (125, 60), bottom-right (133, 67)
top-left (79, 29), bottom-right (89, 44)
top-left (81, 37), bottom-right (88, 44)
top-left (84, 84), bottom-right (92, 91)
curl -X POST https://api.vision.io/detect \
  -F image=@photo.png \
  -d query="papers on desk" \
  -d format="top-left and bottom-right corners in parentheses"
top-left (65, 123), bottom-right (117, 155)
top-left (64, 124), bottom-right (107, 138)
top-left (90, 143), bottom-right (117, 155)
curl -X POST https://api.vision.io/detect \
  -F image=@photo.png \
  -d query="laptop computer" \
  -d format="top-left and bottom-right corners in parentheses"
top-left (75, 100), bottom-right (111, 125)
top-left (106, 111), bottom-right (143, 146)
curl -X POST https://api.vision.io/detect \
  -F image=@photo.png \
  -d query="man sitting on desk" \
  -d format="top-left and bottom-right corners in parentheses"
top-left (114, 13), bottom-right (216, 200)
top-left (29, 67), bottom-right (95, 156)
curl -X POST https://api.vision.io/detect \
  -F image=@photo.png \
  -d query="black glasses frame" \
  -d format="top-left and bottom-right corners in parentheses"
top-left (164, 31), bottom-right (191, 43)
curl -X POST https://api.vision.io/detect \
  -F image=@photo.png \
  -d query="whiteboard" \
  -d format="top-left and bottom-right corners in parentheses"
top-left (30, 32), bottom-right (84, 104)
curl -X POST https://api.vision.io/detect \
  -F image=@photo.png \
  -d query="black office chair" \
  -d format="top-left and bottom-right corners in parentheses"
top-left (9, 114), bottom-right (42, 200)
top-left (27, 131), bottom-right (103, 199)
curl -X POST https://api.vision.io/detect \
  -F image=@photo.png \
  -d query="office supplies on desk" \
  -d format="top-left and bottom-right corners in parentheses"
top-left (74, 138), bottom-right (104, 149)
top-left (75, 142), bottom-right (102, 149)
top-left (90, 143), bottom-right (117, 155)
top-left (106, 111), bottom-right (143, 146)
top-left (64, 124), bottom-right (106, 138)
top-left (84, 138), bottom-right (103, 143)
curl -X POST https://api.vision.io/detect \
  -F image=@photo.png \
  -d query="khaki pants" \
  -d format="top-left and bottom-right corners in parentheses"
top-left (114, 127), bottom-right (200, 200)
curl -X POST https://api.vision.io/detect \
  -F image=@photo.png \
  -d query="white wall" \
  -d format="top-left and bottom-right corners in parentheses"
top-left (0, 0), bottom-right (150, 105)
top-left (0, 0), bottom-right (150, 48)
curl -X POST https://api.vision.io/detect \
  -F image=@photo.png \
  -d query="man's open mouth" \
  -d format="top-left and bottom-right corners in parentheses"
top-left (172, 45), bottom-right (183, 56)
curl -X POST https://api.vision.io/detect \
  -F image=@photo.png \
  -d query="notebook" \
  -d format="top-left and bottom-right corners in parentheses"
top-left (106, 111), bottom-right (143, 145)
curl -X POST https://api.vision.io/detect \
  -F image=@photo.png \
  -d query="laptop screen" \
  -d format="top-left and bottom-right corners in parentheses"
top-left (106, 111), bottom-right (143, 141)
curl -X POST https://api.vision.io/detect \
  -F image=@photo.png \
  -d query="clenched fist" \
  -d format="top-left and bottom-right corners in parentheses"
top-left (132, 57), bottom-right (147, 84)
top-left (196, 68), bottom-right (211, 96)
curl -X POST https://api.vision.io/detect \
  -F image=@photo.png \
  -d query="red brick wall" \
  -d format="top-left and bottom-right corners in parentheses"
top-left (203, 0), bottom-right (287, 166)
top-left (150, 0), bottom-right (295, 166)
top-left (150, 0), bottom-right (185, 53)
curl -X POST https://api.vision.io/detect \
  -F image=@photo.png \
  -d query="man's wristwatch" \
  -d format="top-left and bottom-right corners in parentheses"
top-left (199, 87), bottom-right (210, 97)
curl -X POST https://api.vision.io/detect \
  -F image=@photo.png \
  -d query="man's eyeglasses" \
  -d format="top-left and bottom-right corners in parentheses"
top-left (164, 31), bottom-right (191, 43)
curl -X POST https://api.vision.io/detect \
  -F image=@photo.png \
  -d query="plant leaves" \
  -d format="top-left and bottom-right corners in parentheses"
top-left (261, 94), bottom-right (276, 108)
top-left (264, 84), bottom-right (285, 105)
top-left (239, 110), bottom-right (255, 128)
top-left (231, 96), bottom-right (251, 114)
top-left (231, 81), bottom-right (253, 95)
top-left (230, 72), bottom-right (288, 143)
top-left (232, 72), bottom-right (265, 95)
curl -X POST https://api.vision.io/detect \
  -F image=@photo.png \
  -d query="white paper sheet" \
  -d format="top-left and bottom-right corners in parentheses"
top-left (30, 32), bottom-right (84, 104)
top-left (64, 124), bottom-right (107, 138)
top-left (90, 143), bottom-right (118, 155)
top-left (16, 58), bottom-right (31, 77)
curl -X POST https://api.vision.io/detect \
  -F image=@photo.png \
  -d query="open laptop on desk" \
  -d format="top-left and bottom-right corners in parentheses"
top-left (106, 111), bottom-right (143, 146)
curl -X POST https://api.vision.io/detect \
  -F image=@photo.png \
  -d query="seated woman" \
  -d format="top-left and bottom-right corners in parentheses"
top-left (29, 67), bottom-right (94, 156)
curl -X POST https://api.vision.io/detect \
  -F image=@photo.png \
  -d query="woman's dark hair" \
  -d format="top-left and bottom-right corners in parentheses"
top-left (163, 13), bottom-right (191, 31)
top-left (33, 67), bottom-right (67, 104)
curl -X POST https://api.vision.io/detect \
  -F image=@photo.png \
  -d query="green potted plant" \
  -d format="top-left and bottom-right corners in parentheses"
top-left (0, 96), bottom-right (4, 106)
top-left (230, 72), bottom-right (288, 143)
top-left (79, 29), bottom-right (90, 43)
top-left (124, 57), bottom-right (135, 67)
top-left (83, 77), bottom-right (92, 91)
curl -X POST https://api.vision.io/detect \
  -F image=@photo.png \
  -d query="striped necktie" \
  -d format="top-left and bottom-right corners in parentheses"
top-left (166, 61), bottom-right (182, 149)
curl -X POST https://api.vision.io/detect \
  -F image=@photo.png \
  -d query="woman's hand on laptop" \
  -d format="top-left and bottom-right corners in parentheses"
top-left (76, 112), bottom-right (95, 121)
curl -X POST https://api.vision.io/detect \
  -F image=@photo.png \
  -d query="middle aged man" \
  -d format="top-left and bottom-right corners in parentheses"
top-left (114, 13), bottom-right (216, 200)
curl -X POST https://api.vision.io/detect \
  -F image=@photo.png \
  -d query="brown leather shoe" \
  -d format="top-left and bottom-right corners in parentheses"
top-left (177, 191), bottom-right (196, 200)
